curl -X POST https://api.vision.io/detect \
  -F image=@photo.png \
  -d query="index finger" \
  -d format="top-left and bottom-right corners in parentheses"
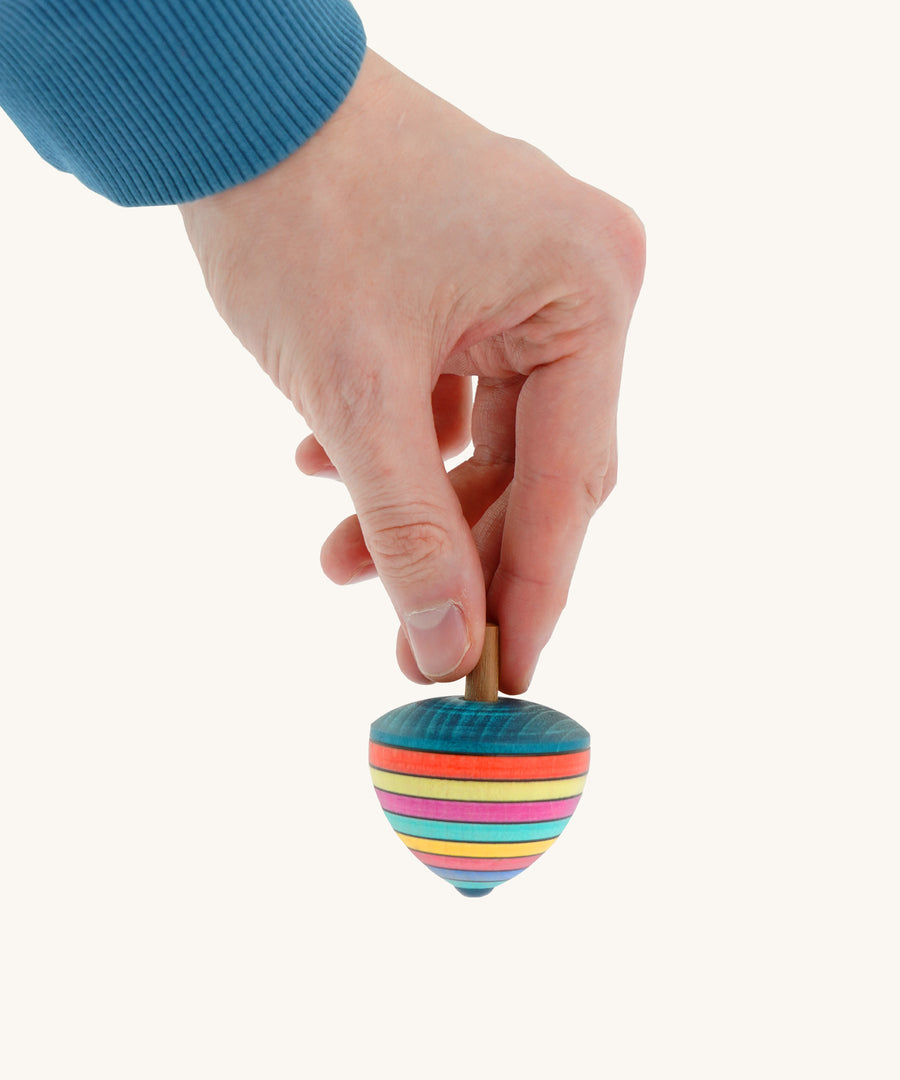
top-left (488, 348), bottom-right (623, 693)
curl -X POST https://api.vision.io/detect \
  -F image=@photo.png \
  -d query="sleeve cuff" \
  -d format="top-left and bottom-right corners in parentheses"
top-left (0, 0), bottom-right (366, 206)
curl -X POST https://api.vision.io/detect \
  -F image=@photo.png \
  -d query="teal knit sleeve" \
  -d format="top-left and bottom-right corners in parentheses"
top-left (0, 0), bottom-right (366, 206)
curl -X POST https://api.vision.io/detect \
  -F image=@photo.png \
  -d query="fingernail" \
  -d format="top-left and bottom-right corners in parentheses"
top-left (405, 602), bottom-right (470, 679)
top-left (346, 563), bottom-right (378, 584)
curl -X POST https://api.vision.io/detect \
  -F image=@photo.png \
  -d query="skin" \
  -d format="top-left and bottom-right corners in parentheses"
top-left (179, 49), bottom-right (645, 694)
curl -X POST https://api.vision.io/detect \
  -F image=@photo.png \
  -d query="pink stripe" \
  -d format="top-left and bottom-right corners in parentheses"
top-left (376, 791), bottom-right (581, 823)
top-left (411, 850), bottom-right (542, 871)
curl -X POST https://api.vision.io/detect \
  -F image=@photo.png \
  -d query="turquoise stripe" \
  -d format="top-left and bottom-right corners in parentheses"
top-left (384, 811), bottom-right (569, 843)
top-left (371, 696), bottom-right (589, 754)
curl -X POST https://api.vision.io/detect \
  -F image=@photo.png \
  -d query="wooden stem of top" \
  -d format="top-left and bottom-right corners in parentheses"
top-left (465, 623), bottom-right (499, 703)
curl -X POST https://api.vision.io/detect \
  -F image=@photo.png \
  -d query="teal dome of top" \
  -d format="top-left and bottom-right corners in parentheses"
top-left (370, 696), bottom-right (589, 756)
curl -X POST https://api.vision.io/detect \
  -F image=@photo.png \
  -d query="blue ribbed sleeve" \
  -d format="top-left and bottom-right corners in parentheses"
top-left (0, 0), bottom-right (366, 205)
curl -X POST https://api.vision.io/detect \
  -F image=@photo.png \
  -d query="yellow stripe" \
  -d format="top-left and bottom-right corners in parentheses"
top-left (395, 833), bottom-right (558, 858)
top-left (370, 768), bottom-right (586, 802)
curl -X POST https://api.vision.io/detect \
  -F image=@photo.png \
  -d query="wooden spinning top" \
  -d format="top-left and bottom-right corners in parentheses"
top-left (369, 625), bottom-right (590, 897)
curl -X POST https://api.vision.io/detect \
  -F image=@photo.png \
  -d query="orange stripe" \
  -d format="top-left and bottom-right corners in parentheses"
top-left (368, 742), bottom-right (590, 781)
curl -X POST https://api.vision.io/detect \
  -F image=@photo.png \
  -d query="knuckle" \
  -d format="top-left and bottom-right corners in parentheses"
top-left (365, 514), bottom-right (452, 581)
top-left (519, 455), bottom-right (614, 520)
top-left (583, 476), bottom-right (607, 515)
top-left (586, 447), bottom-right (617, 513)
top-left (584, 468), bottom-right (615, 514)
top-left (604, 203), bottom-right (647, 300)
top-left (574, 192), bottom-right (646, 309)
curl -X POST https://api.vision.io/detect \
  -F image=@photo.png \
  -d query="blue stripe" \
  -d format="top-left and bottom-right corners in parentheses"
top-left (384, 811), bottom-right (569, 843)
top-left (428, 867), bottom-right (524, 883)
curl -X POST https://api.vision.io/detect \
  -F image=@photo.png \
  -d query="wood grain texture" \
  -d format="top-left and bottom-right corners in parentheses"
top-left (370, 689), bottom-right (590, 897)
top-left (369, 695), bottom-right (589, 755)
top-left (465, 623), bottom-right (499, 703)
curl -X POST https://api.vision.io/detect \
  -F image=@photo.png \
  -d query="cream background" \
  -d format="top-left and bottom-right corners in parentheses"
top-left (1, 0), bottom-right (897, 1076)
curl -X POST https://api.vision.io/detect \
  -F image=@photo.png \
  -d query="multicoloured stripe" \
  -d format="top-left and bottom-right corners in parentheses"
top-left (370, 695), bottom-right (590, 897)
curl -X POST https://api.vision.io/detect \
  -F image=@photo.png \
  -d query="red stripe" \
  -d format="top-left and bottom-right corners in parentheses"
top-left (410, 850), bottom-right (543, 872)
top-left (369, 742), bottom-right (590, 780)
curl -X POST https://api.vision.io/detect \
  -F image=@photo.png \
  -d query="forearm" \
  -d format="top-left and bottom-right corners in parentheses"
top-left (0, 0), bottom-right (365, 206)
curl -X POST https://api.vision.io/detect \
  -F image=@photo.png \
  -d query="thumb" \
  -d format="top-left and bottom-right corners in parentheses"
top-left (318, 380), bottom-right (485, 682)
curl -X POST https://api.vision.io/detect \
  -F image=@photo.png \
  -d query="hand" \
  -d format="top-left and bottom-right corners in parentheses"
top-left (179, 50), bottom-right (645, 693)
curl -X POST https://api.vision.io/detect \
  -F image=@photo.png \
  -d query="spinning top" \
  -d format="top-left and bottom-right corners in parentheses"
top-left (369, 625), bottom-right (590, 897)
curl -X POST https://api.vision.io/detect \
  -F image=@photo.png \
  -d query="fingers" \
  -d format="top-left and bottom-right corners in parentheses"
top-left (300, 340), bottom-right (624, 694)
top-left (331, 476), bottom-right (513, 683)
top-left (312, 365), bottom-right (485, 683)
top-left (319, 515), bottom-right (377, 585)
top-left (470, 484), bottom-right (511, 591)
top-left (317, 458), bottom-right (512, 594)
top-left (395, 482), bottom-right (510, 683)
top-left (296, 374), bottom-right (474, 482)
top-left (448, 376), bottom-right (519, 526)
top-left (488, 352), bottom-right (622, 692)
top-left (318, 376), bottom-right (518, 680)
top-left (295, 434), bottom-right (339, 479)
